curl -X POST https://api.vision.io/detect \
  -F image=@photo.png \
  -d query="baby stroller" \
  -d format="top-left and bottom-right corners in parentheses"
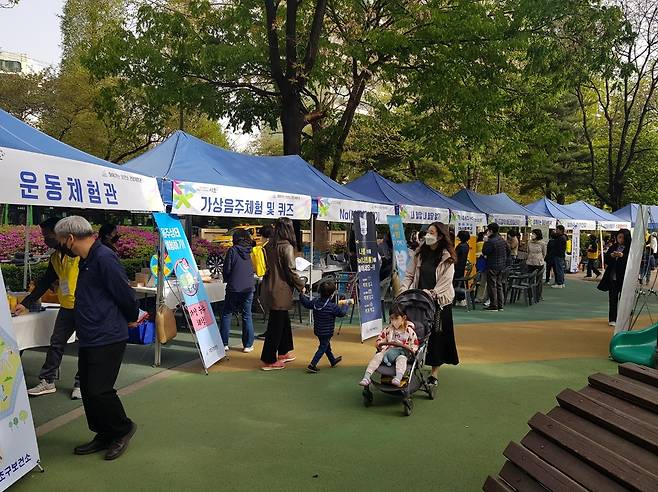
top-left (362, 289), bottom-right (438, 416)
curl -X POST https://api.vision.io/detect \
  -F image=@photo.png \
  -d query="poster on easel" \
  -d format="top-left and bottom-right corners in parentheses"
top-left (353, 212), bottom-right (383, 341)
top-left (0, 269), bottom-right (40, 491)
top-left (570, 226), bottom-right (581, 273)
top-left (152, 213), bottom-right (225, 371)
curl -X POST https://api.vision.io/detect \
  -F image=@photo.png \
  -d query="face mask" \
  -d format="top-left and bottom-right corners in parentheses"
top-left (530, 234), bottom-right (536, 240)
top-left (44, 237), bottom-right (60, 249)
top-left (111, 234), bottom-right (120, 244)
top-left (424, 234), bottom-right (437, 246)
top-left (59, 239), bottom-right (77, 258)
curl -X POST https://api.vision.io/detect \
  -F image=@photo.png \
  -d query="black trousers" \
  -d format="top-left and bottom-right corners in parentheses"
top-left (78, 341), bottom-right (132, 441)
top-left (586, 259), bottom-right (601, 277)
top-left (260, 310), bottom-right (293, 364)
top-left (609, 284), bottom-right (621, 323)
top-left (39, 307), bottom-right (79, 385)
top-left (486, 270), bottom-right (505, 310)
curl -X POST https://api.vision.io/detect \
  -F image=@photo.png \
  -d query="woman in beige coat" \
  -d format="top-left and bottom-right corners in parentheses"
top-left (401, 222), bottom-right (459, 386)
top-left (260, 218), bottom-right (306, 370)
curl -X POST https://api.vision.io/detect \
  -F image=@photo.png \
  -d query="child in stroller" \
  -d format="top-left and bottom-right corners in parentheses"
top-left (360, 289), bottom-right (437, 416)
top-left (359, 303), bottom-right (419, 387)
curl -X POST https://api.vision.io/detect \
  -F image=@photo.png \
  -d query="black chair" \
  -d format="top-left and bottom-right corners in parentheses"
top-left (508, 270), bottom-right (537, 306)
top-left (453, 269), bottom-right (478, 311)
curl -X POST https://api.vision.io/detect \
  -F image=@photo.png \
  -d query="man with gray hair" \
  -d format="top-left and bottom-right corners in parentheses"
top-left (55, 216), bottom-right (139, 461)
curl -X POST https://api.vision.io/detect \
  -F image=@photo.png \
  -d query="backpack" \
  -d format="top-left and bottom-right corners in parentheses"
top-left (251, 243), bottom-right (267, 277)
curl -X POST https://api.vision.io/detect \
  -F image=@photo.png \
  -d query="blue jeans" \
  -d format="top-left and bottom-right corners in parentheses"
top-left (311, 335), bottom-right (337, 367)
top-left (220, 290), bottom-right (254, 348)
top-left (554, 257), bottom-right (566, 285)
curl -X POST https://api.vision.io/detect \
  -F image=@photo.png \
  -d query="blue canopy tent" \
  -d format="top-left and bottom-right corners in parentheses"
top-left (0, 107), bottom-right (164, 288)
top-left (614, 203), bottom-right (658, 228)
top-left (526, 197), bottom-right (596, 230)
top-left (561, 201), bottom-right (630, 230)
top-left (452, 189), bottom-right (554, 228)
top-left (345, 171), bottom-right (449, 224)
top-left (124, 131), bottom-right (394, 224)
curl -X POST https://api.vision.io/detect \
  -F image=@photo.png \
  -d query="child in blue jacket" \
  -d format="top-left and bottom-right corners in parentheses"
top-left (300, 280), bottom-right (351, 373)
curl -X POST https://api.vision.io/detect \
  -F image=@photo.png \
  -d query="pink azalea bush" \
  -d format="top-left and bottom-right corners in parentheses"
top-left (0, 225), bottom-right (225, 262)
top-left (0, 226), bottom-right (48, 261)
top-left (115, 226), bottom-right (158, 259)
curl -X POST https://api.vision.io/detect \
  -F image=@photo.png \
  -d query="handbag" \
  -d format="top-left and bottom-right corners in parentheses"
top-left (155, 305), bottom-right (178, 344)
top-left (128, 320), bottom-right (156, 345)
top-left (433, 302), bottom-right (443, 334)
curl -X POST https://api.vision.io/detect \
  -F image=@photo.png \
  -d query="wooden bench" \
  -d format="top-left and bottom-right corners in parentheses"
top-left (484, 363), bottom-right (658, 491)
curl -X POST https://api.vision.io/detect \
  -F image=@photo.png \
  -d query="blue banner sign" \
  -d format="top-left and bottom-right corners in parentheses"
top-left (353, 211), bottom-right (383, 341)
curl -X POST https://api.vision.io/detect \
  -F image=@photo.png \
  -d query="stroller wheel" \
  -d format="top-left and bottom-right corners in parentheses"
top-left (403, 398), bottom-right (414, 416)
top-left (362, 388), bottom-right (373, 407)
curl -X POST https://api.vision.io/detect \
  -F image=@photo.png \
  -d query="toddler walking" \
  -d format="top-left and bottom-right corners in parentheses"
top-left (300, 281), bottom-right (352, 373)
top-left (359, 303), bottom-right (419, 387)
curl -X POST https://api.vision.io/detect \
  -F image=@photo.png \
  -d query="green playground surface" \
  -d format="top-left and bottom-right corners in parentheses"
top-left (12, 275), bottom-right (649, 491)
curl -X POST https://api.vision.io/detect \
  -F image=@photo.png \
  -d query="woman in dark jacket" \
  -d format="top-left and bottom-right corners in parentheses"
top-left (598, 228), bottom-right (632, 327)
top-left (220, 228), bottom-right (256, 352)
top-left (544, 232), bottom-right (556, 284)
top-left (260, 218), bottom-right (306, 370)
top-left (99, 223), bottom-right (120, 253)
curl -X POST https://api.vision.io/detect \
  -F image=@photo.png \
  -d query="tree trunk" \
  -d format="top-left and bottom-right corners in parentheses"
top-left (280, 95), bottom-right (304, 156)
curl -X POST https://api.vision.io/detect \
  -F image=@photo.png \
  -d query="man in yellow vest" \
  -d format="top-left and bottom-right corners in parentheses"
top-left (14, 217), bottom-right (81, 399)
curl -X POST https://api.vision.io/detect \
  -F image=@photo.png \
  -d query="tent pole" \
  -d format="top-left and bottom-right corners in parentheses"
top-left (23, 205), bottom-right (31, 290)
top-left (154, 229), bottom-right (165, 367)
top-left (599, 228), bottom-right (605, 270)
top-left (309, 215), bottom-right (314, 326)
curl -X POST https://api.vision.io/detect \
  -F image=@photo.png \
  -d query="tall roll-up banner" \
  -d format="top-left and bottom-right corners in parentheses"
top-left (0, 270), bottom-right (40, 490)
top-left (353, 212), bottom-right (383, 341)
top-left (616, 205), bottom-right (648, 334)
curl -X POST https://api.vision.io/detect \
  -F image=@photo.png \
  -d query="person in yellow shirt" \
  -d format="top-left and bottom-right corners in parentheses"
top-left (13, 217), bottom-right (81, 399)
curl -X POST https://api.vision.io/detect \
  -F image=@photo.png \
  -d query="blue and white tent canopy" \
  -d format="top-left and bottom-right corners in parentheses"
top-left (452, 189), bottom-right (554, 228)
top-left (561, 201), bottom-right (630, 231)
top-left (0, 108), bottom-right (164, 212)
top-left (526, 197), bottom-right (596, 230)
top-left (125, 131), bottom-right (394, 223)
top-left (394, 181), bottom-right (487, 230)
top-left (345, 171), bottom-right (449, 224)
top-left (614, 203), bottom-right (658, 229)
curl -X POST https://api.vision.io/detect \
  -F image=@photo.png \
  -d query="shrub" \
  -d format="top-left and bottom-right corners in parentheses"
top-left (0, 226), bottom-right (48, 261)
top-left (1, 258), bottom-right (149, 292)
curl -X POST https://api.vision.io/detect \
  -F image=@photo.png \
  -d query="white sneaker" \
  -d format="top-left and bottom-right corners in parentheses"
top-left (224, 346), bottom-right (230, 351)
top-left (243, 346), bottom-right (254, 353)
top-left (483, 300), bottom-right (491, 307)
top-left (608, 321), bottom-right (616, 327)
top-left (27, 379), bottom-right (56, 397)
top-left (71, 387), bottom-right (82, 400)
top-left (456, 300), bottom-right (468, 307)
top-left (551, 284), bottom-right (565, 289)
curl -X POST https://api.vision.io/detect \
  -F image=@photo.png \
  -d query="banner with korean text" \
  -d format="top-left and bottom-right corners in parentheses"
top-left (316, 197), bottom-right (395, 225)
top-left (353, 212), bottom-right (383, 341)
top-left (449, 210), bottom-right (487, 234)
top-left (171, 181), bottom-right (311, 219)
top-left (0, 269), bottom-right (40, 491)
top-left (1, 147), bottom-right (164, 211)
top-left (398, 204), bottom-right (449, 225)
top-left (153, 213), bottom-right (225, 370)
top-left (387, 215), bottom-right (410, 278)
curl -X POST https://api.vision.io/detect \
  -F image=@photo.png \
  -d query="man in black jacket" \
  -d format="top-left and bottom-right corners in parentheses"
top-left (482, 223), bottom-right (510, 311)
top-left (55, 216), bottom-right (138, 461)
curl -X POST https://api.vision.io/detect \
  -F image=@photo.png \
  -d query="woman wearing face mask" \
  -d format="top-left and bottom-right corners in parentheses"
top-left (99, 224), bottom-right (121, 254)
top-left (598, 229), bottom-right (632, 327)
top-left (401, 222), bottom-right (458, 386)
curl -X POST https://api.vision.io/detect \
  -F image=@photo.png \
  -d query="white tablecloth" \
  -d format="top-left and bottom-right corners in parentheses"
top-left (134, 281), bottom-right (226, 309)
top-left (12, 308), bottom-right (75, 351)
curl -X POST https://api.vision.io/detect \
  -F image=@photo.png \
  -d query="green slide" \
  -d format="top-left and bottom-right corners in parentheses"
top-left (609, 323), bottom-right (658, 368)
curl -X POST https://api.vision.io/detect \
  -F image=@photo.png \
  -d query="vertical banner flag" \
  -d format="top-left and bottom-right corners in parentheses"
top-left (0, 270), bottom-right (40, 491)
top-left (353, 212), bottom-right (383, 341)
top-left (387, 215), bottom-right (410, 277)
top-left (153, 213), bottom-right (225, 369)
top-left (570, 226), bottom-right (581, 273)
